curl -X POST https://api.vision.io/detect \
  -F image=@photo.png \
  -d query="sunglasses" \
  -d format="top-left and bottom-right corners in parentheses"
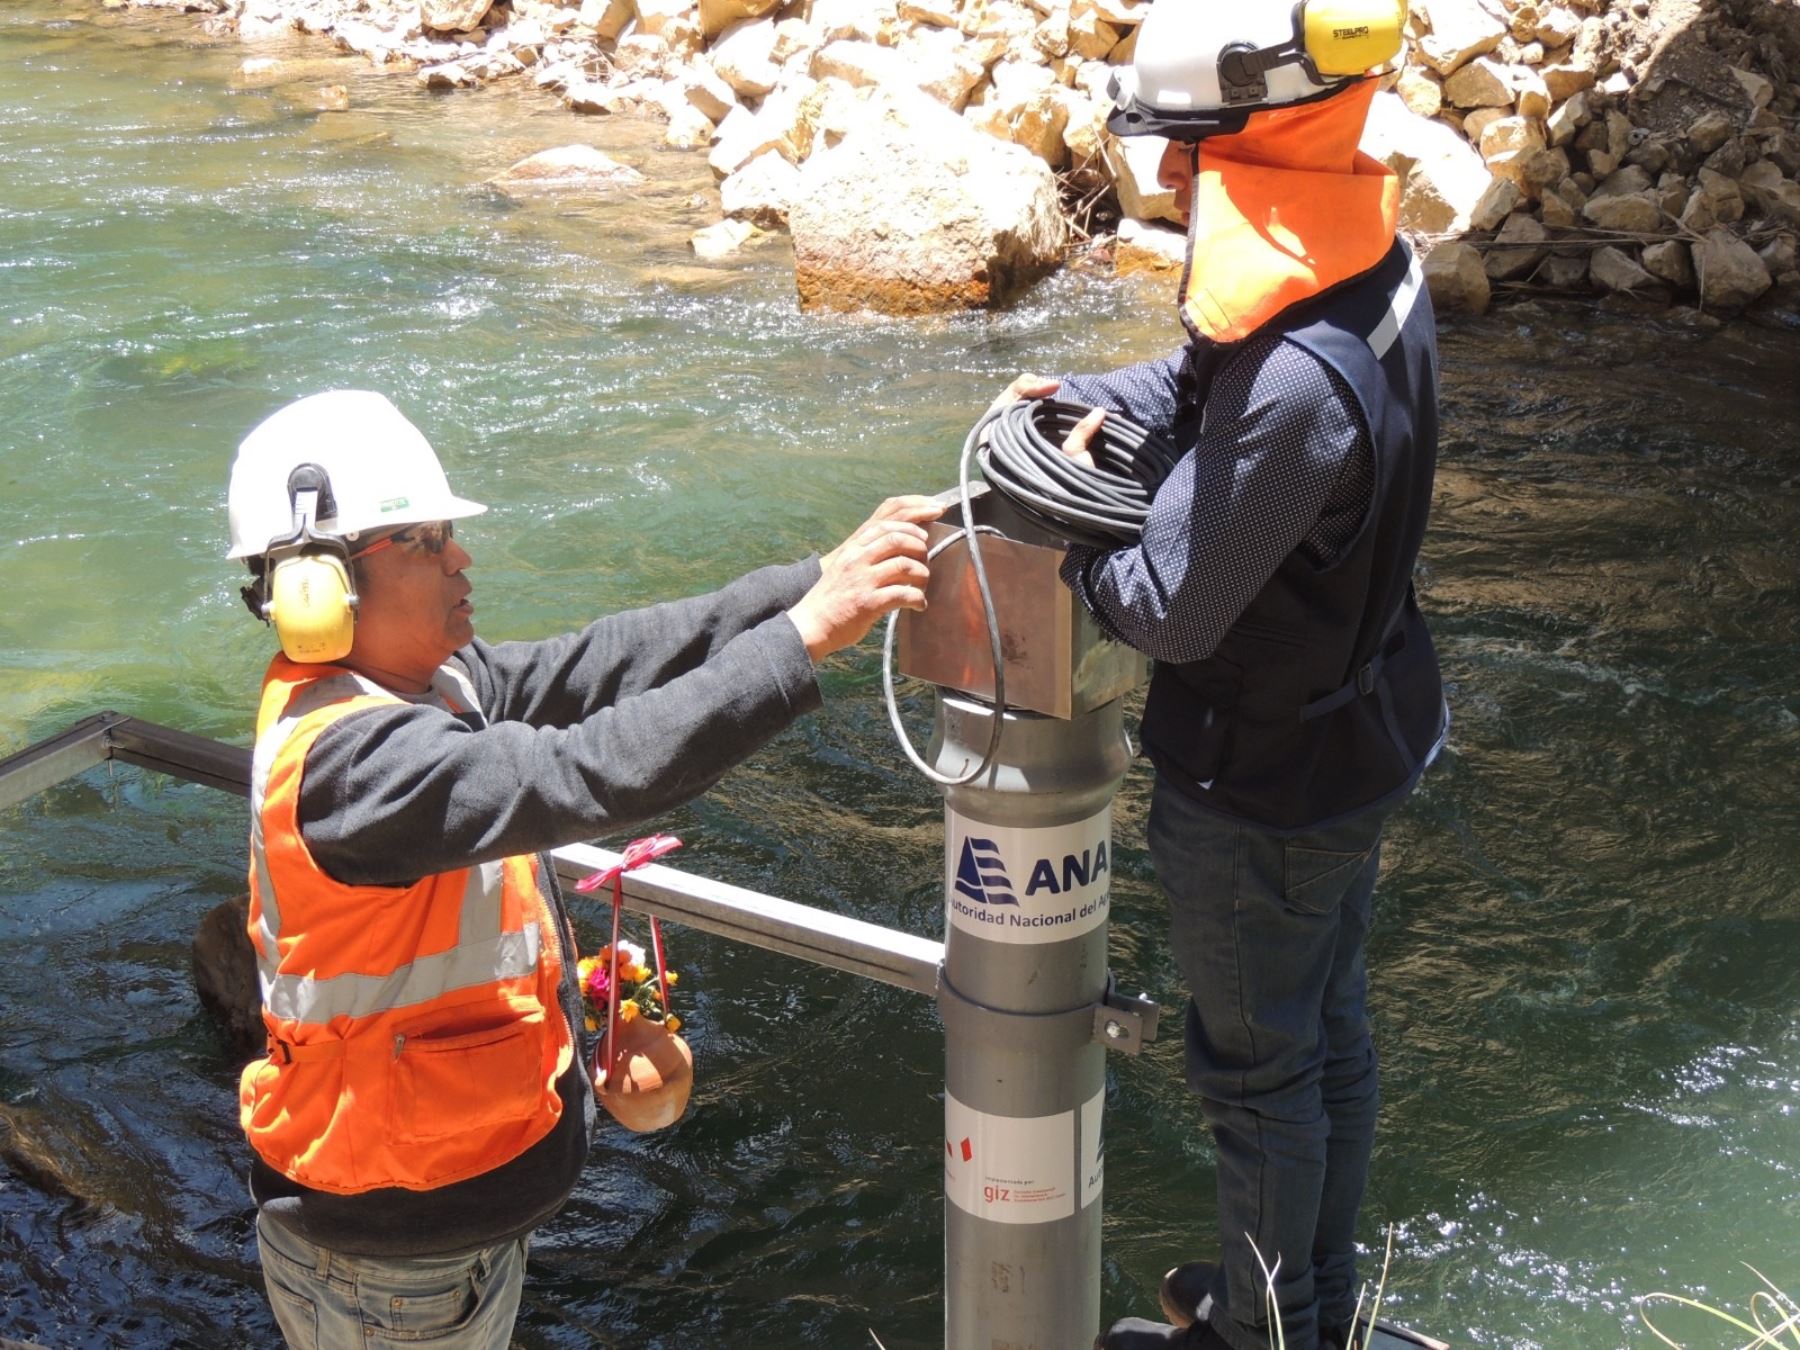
top-left (350, 520), bottom-right (455, 561)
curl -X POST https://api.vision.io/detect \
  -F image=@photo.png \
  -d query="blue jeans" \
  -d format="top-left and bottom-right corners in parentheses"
top-left (1147, 776), bottom-right (1386, 1350)
top-left (257, 1212), bottom-right (528, 1349)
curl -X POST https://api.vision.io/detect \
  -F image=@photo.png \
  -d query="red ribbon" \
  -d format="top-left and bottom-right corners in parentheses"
top-left (576, 834), bottom-right (683, 1086)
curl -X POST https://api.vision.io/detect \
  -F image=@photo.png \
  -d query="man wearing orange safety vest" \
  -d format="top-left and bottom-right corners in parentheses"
top-left (225, 389), bottom-right (939, 1347)
top-left (998, 2), bottom-right (1449, 1348)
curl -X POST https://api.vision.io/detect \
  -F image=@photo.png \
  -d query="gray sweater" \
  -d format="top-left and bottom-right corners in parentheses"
top-left (251, 557), bottom-right (823, 1257)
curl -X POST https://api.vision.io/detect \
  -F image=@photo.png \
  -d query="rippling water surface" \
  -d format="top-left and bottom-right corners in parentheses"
top-left (2, 7), bottom-right (1797, 1348)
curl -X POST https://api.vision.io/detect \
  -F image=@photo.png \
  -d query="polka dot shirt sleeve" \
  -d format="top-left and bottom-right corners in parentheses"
top-left (1058, 335), bottom-right (1373, 666)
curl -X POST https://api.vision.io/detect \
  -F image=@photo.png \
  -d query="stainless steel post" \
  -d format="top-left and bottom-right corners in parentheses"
top-left (933, 691), bottom-right (1132, 1350)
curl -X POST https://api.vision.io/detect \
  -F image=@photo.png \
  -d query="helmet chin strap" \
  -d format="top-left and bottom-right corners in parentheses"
top-left (1176, 141), bottom-right (1207, 349)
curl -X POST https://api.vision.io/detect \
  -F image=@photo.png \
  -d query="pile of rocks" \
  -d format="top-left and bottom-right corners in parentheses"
top-left (166, 0), bottom-right (1799, 321)
top-left (1391, 0), bottom-right (1799, 317)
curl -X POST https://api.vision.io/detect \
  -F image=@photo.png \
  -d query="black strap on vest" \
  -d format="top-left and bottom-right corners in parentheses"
top-left (1299, 628), bottom-right (1407, 724)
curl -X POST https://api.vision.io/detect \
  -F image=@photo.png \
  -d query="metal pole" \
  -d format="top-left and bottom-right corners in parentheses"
top-left (934, 691), bottom-right (1132, 1350)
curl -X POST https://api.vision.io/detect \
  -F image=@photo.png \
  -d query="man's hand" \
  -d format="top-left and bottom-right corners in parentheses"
top-left (990, 373), bottom-right (1104, 470)
top-left (791, 497), bottom-right (943, 662)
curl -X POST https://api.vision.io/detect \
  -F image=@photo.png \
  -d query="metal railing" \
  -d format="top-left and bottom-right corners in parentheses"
top-left (0, 712), bottom-right (944, 997)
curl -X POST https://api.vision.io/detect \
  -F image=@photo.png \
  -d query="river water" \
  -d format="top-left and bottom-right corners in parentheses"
top-left (2, 6), bottom-right (1796, 1348)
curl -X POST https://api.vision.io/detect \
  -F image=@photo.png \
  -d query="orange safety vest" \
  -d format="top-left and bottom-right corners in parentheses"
top-left (238, 656), bottom-right (575, 1195)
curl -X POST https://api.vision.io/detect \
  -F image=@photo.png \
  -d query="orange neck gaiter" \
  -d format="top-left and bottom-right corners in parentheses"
top-left (1178, 81), bottom-right (1400, 345)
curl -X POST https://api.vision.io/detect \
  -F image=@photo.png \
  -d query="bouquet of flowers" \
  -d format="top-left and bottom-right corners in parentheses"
top-left (574, 834), bottom-right (693, 1132)
top-left (578, 941), bottom-right (680, 1036)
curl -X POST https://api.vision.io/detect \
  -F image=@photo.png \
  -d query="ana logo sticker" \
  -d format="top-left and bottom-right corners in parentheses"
top-left (955, 837), bottom-right (1016, 907)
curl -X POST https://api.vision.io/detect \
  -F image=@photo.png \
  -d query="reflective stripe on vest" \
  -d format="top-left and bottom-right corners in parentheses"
top-left (249, 667), bottom-right (535, 1028)
top-left (1365, 248), bottom-right (1424, 362)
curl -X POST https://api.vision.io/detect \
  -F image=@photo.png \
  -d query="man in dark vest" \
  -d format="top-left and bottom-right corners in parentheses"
top-left (997, 1), bottom-right (1448, 1346)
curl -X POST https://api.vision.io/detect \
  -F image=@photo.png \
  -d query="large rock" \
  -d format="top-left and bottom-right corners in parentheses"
top-left (1113, 217), bottom-right (1185, 275)
top-left (1415, 0), bottom-right (1506, 76)
top-left (1363, 92), bottom-right (1495, 233)
top-left (1396, 66), bottom-right (1444, 119)
top-left (1102, 129), bottom-right (1180, 223)
top-left (710, 15), bottom-right (781, 96)
top-left (1590, 245), bottom-right (1658, 294)
top-left (1694, 228), bottom-right (1772, 310)
top-left (698, 0), bottom-right (780, 40)
top-left (421, 0), bottom-right (493, 32)
top-left (192, 897), bottom-right (262, 1060)
top-left (720, 149), bottom-right (800, 227)
top-left (1740, 162), bottom-right (1800, 231)
top-left (691, 217), bottom-right (764, 258)
top-left (1581, 192), bottom-right (1661, 232)
top-left (489, 144), bottom-right (648, 193)
top-left (1468, 175), bottom-right (1522, 231)
top-left (1484, 211), bottom-right (1550, 280)
top-left (790, 91), bottom-right (1066, 314)
top-left (1642, 239), bottom-right (1694, 289)
top-left (1444, 57), bottom-right (1513, 110)
top-left (1422, 240), bottom-right (1491, 313)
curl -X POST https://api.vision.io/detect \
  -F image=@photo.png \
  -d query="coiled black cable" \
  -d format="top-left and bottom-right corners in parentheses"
top-left (975, 398), bottom-right (1182, 548)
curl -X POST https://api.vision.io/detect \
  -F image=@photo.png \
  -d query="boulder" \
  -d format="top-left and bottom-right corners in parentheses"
top-left (1533, 4), bottom-right (1580, 47)
top-left (1591, 164), bottom-right (1652, 198)
top-left (489, 143), bottom-right (648, 193)
top-left (1730, 66), bottom-right (1773, 113)
top-left (1512, 68), bottom-right (1550, 121)
top-left (691, 217), bottom-right (765, 258)
top-left (1415, 0), bottom-right (1506, 76)
top-left (1540, 62), bottom-right (1595, 103)
top-left (1686, 110), bottom-right (1734, 156)
top-left (1590, 245), bottom-right (1659, 294)
top-left (192, 897), bottom-right (261, 1060)
top-left (771, 18), bottom-right (822, 67)
top-left (1463, 107), bottom-right (1509, 144)
top-left (1758, 232), bottom-right (1798, 278)
top-left (1580, 192), bottom-right (1661, 232)
top-left (1102, 129), bottom-right (1180, 223)
top-left (1694, 167), bottom-right (1745, 225)
top-left (1444, 57), bottom-right (1513, 110)
top-left (1421, 240), bottom-right (1491, 313)
top-left (706, 82), bottom-right (822, 175)
top-left (1479, 115), bottom-right (1545, 163)
top-left (1068, 8), bottom-right (1120, 60)
top-left (1694, 228), bottom-right (1772, 309)
top-left (720, 149), bottom-right (800, 227)
top-left (1362, 91), bottom-right (1496, 234)
top-left (698, 0), bottom-right (780, 40)
top-left (419, 62), bottom-right (479, 89)
top-left (421, 0), bottom-right (493, 32)
top-left (1541, 253), bottom-right (1589, 288)
top-left (1484, 211), bottom-right (1550, 280)
top-left (680, 64), bottom-right (738, 122)
top-left (1513, 147), bottom-right (1570, 201)
top-left (1538, 186), bottom-right (1578, 226)
top-left (1740, 162), bottom-right (1800, 231)
top-left (1468, 175), bottom-right (1522, 230)
top-left (665, 103), bottom-right (715, 148)
top-left (1397, 66), bottom-right (1444, 119)
top-left (1641, 239), bottom-right (1694, 289)
top-left (579, 0), bottom-right (634, 39)
top-left (790, 90), bottom-right (1066, 313)
top-left (1114, 217), bottom-right (1186, 275)
top-left (970, 71), bottom-right (1082, 166)
top-left (1546, 90), bottom-right (1589, 147)
top-left (812, 0), bottom-right (897, 43)
top-left (710, 15), bottom-right (781, 97)
top-left (812, 37), bottom-right (899, 88)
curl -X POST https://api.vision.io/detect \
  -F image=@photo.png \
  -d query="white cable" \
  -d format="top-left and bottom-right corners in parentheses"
top-left (881, 415), bottom-right (1009, 787)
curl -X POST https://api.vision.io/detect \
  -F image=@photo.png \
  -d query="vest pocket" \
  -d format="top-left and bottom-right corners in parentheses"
top-left (390, 1011), bottom-right (547, 1144)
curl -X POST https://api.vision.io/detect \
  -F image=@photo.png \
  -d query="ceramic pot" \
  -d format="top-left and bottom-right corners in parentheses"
top-left (595, 1016), bottom-right (693, 1133)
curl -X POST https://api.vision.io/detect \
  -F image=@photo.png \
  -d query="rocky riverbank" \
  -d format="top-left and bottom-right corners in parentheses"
top-left (109, 0), bottom-right (1800, 323)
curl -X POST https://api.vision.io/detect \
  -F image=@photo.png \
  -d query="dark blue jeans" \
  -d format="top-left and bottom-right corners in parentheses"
top-left (1147, 776), bottom-right (1387, 1350)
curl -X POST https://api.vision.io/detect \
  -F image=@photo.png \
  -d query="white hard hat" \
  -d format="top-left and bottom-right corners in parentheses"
top-left (1108, 0), bottom-right (1404, 139)
top-left (225, 390), bottom-right (487, 559)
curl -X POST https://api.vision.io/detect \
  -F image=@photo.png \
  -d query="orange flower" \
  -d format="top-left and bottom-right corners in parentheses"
top-left (666, 1016), bottom-right (682, 1033)
top-left (619, 1001), bottom-right (640, 1024)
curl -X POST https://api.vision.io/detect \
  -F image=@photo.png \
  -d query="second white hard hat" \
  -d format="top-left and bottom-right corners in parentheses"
top-left (225, 390), bottom-right (487, 559)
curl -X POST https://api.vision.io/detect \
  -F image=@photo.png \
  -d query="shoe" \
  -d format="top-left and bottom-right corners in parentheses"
top-left (1094, 1316), bottom-right (1231, 1349)
top-left (1157, 1260), bottom-right (1219, 1327)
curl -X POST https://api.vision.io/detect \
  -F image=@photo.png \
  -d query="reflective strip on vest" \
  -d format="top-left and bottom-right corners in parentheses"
top-left (1364, 247), bottom-right (1424, 362)
top-left (262, 922), bottom-right (542, 1024)
top-left (250, 665), bottom-right (532, 1029)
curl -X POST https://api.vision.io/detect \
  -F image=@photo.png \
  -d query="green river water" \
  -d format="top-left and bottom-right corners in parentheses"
top-left (2, 5), bottom-right (1798, 1347)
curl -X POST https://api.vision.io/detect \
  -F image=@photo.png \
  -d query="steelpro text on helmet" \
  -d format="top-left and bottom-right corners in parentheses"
top-left (1107, 0), bottom-right (1406, 139)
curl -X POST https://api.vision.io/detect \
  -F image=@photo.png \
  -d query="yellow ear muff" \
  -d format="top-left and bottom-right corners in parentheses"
top-left (1303, 0), bottom-right (1404, 75)
top-left (267, 552), bottom-right (356, 664)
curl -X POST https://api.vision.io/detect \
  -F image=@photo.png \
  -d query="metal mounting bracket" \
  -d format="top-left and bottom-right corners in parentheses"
top-left (1092, 975), bottom-right (1160, 1055)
